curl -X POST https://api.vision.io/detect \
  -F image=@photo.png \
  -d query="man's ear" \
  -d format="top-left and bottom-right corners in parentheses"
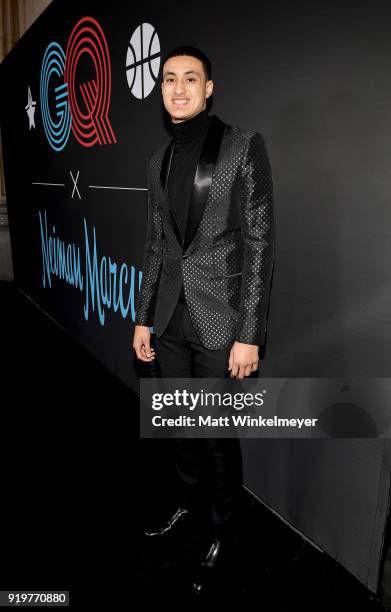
top-left (206, 79), bottom-right (214, 98)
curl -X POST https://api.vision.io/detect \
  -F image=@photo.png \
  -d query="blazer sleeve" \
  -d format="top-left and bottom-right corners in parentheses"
top-left (134, 158), bottom-right (163, 327)
top-left (235, 132), bottom-right (275, 346)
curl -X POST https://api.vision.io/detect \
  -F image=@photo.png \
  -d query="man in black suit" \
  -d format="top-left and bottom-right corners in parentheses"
top-left (133, 45), bottom-right (274, 593)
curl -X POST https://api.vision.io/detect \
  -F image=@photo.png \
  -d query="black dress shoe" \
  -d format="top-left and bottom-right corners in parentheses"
top-left (191, 535), bottom-right (238, 596)
top-left (144, 506), bottom-right (189, 537)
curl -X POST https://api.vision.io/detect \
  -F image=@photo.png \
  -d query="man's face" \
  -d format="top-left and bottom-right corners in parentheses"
top-left (161, 55), bottom-right (213, 123)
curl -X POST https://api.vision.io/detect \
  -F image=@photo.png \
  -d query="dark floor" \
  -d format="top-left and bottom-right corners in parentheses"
top-left (0, 279), bottom-right (388, 609)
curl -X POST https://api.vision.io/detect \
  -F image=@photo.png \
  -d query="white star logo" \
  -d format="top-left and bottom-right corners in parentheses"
top-left (25, 86), bottom-right (36, 129)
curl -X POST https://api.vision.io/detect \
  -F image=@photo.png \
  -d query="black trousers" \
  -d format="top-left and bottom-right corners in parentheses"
top-left (154, 298), bottom-right (243, 538)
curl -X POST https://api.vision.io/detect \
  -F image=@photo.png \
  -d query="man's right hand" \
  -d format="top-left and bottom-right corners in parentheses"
top-left (133, 325), bottom-right (156, 362)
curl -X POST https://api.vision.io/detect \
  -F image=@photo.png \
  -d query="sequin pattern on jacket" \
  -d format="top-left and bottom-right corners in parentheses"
top-left (135, 116), bottom-right (274, 350)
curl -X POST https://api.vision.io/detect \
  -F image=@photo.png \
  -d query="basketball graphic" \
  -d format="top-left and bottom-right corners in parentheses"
top-left (126, 23), bottom-right (160, 99)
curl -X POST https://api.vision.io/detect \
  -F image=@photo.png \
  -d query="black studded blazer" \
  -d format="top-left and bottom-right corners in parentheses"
top-left (135, 114), bottom-right (275, 350)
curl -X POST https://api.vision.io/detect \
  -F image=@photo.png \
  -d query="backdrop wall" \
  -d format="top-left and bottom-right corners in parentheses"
top-left (1, 0), bottom-right (390, 595)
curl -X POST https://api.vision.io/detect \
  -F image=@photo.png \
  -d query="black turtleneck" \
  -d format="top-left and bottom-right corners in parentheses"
top-left (171, 106), bottom-right (210, 145)
top-left (168, 107), bottom-right (211, 249)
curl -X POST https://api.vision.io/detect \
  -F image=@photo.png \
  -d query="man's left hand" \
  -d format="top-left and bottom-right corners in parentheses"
top-left (228, 341), bottom-right (259, 379)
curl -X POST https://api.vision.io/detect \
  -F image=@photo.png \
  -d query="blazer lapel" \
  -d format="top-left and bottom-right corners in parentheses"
top-left (159, 139), bottom-right (182, 245)
top-left (184, 114), bottom-right (226, 251)
top-left (159, 114), bottom-right (226, 251)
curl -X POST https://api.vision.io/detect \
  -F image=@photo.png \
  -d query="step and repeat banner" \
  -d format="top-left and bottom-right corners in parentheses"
top-left (0, 0), bottom-right (168, 390)
top-left (1, 0), bottom-right (391, 595)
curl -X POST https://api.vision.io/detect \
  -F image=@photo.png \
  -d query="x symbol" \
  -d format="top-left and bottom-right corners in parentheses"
top-left (70, 170), bottom-right (81, 199)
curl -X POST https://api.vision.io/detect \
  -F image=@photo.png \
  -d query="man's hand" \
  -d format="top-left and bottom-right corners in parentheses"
top-left (228, 341), bottom-right (259, 378)
top-left (133, 325), bottom-right (156, 362)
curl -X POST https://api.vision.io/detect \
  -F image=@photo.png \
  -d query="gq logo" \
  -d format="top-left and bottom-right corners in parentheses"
top-left (40, 16), bottom-right (116, 151)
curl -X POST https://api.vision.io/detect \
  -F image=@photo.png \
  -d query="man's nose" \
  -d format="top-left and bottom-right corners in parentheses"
top-left (174, 81), bottom-right (186, 94)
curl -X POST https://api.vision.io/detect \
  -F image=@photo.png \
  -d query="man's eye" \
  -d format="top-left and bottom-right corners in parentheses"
top-left (165, 78), bottom-right (195, 82)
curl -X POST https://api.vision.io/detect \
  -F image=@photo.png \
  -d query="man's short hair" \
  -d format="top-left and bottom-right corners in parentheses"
top-left (161, 45), bottom-right (212, 82)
